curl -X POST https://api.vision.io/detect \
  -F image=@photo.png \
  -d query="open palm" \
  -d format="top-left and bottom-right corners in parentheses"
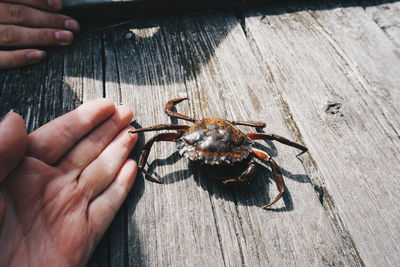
top-left (0, 99), bottom-right (138, 266)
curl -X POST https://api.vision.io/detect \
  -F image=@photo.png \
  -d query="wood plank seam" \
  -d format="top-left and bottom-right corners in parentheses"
top-left (209, 191), bottom-right (228, 267)
top-left (179, 23), bottom-right (235, 266)
top-left (236, 9), bottom-right (365, 266)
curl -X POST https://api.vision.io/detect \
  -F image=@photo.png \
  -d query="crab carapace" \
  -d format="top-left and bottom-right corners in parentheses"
top-left (129, 97), bottom-right (307, 208)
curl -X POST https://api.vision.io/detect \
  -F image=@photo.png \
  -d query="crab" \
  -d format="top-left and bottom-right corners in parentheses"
top-left (129, 97), bottom-right (307, 208)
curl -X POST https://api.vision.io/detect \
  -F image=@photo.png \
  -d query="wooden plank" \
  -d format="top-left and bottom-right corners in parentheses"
top-left (101, 9), bottom-right (362, 266)
top-left (102, 16), bottom-right (226, 266)
top-left (63, 30), bottom-right (104, 103)
top-left (0, 48), bottom-right (65, 132)
top-left (2, 2), bottom-right (398, 266)
top-left (178, 10), bottom-right (360, 267)
top-left (363, 0), bottom-right (400, 49)
top-left (0, 29), bottom-right (104, 123)
top-left (242, 2), bottom-right (400, 266)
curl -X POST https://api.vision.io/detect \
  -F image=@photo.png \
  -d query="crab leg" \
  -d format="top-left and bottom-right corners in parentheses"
top-left (247, 133), bottom-right (307, 156)
top-left (165, 97), bottom-right (196, 122)
top-left (136, 132), bottom-right (183, 183)
top-left (221, 160), bottom-right (257, 185)
top-left (231, 120), bottom-right (266, 128)
top-left (129, 124), bottom-right (190, 134)
top-left (251, 149), bottom-right (285, 209)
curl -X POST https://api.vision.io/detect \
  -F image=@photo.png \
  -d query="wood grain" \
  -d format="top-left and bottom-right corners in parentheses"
top-left (363, 0), bottom-right (400, 49)
top-left (243, 2), bottom-right (400, 266)
top-left (1, 1), bottom-right (399, 266)
top-left (98, 9), bottom-right (363, 266)
top-left (102, 15), bottom-right (226, 266)
top-left (179, 11), bottom-right (360, 267)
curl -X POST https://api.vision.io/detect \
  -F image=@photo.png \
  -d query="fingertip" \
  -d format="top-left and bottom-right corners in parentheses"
top-left (1, 109), bottom-right (14, 122)
top-left (26, 50), bottom-right (47, 61)
top-left (48, 0), bottom-right (63, 11)
top-left (116, 105), bottom-right (134, 122)
top-left (64, 19), bottom-right (80, 33)
top-left (79, 98), bottom-right (117, 115)
top-left (28, 98), bottom-right (117, 164)
top-left (0, 50), bottom-right (46, 70)
top-left (0, 111), bottom-right (28, 181)
top-left (24, 50), bottom-right (46, 66)
top-left (127, 126), bottom-right (139, 145)
top-left (88, 98), bottom-right (116, 108)
top-left (54, 30), bottom-right (74, 45)
top-left (0, 111), bottom-right (26, 134)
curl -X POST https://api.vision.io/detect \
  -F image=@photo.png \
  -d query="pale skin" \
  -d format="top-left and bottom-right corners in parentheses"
top-left (0, 99), bottom-right (139, 266)
top-left (0, 0), bottom-right (80, 69)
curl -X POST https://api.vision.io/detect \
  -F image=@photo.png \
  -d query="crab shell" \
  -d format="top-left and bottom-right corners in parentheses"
top-left (176, 119), bottom-right (254, 165)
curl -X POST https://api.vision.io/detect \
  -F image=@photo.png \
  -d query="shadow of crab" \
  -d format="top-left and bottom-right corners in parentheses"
top-left (146, 151), bottom-right (193, 184)
top-left (142, 151), bottom-right (310, 211)
top-left (189, 160), bottom-right (294, 212)
top-left (136, 129), bottom-right (310, 211)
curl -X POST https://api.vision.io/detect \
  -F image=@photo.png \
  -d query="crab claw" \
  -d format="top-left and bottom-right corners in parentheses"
top-left (261, 192), bottom-right (284, 209)
top-left (142, 169), bottom-right (163, 184)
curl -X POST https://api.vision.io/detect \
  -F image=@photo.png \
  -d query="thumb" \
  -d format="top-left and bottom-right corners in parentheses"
top-left (0, 111), bottom-right (28, 182)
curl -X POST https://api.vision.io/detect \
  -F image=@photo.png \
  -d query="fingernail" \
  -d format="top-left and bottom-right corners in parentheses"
top-left (64, 19), bottom-right (80, 32)
top-left (26, 50), bottom-right (46, 61)
top-left (54, 31), bottom-right (73, 43)
top-left (48, 0), bottom-right (62, 10)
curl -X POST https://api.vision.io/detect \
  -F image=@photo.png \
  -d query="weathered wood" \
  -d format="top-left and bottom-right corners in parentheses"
top-left (98, 9), bottom-right (363, 266)
top-left (363, 0), bottom-right (400, 49)
top-left (0, 48), bottom-right (65, 132)
top-left (178, 10), bottom-right (360, 266)
top-left (103, 17), bottom-right (227, 267)
top-left (243, 2), bottom-right (400, 266)
top-left (1, 1), bottom-right (400, 266)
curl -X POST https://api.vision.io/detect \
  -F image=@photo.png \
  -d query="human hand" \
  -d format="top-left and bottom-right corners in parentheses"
top-left (0, 0), bottom-right (80, 69)
top-left (0, 99), bottom-right (138, 266)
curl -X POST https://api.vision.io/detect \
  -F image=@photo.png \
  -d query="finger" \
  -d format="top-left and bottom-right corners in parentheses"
top-left (0, 49), bottom-right (46, 69)
top-left (88, 159), bottom-right (137, 242)
top-left (78, 126), bottom-right (138, 200)
top-left (0, 111), bottom-right (28, 181)
top-left (3, 0), bottom-right (62, 11)
top-left (58, 105), bottom-right (134, 172)
top-left (0, 3), bottom-right (79, 32)
top-left (0, 25), bottom-right (74, 47)
top-left (28, 99), bottom-right (116, 164)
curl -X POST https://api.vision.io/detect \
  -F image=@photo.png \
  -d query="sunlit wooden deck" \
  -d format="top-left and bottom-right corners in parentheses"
top-left (1, 1), bottom-right (399, 266)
